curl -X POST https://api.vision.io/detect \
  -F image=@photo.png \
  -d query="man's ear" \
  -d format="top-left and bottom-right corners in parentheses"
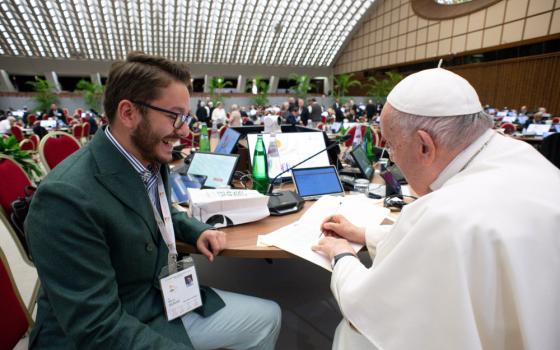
top-left (115, 100), bottom-right (139, 129)
top-left (416, 130), bottom-right (437, 165)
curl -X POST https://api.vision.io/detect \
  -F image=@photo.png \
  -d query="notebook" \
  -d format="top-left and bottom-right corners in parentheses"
top-left (186, 152), bottom-right (239, 188)
top-left (291, 166), bottom-right (344, 200)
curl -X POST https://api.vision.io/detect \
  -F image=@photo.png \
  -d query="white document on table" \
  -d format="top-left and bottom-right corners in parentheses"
top-left (260, 195), bottom-right (390, 271)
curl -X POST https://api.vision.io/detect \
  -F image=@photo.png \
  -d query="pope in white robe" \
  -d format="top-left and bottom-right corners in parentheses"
top-left (313, 68), bottom-right (560, 350)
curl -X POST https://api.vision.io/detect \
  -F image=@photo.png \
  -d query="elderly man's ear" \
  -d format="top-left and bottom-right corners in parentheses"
top-left (416, 130), bottom-right (437, 164)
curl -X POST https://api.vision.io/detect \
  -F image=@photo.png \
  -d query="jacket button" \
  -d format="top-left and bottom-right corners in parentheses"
top-left (145, 243), bottom-right (155, 252)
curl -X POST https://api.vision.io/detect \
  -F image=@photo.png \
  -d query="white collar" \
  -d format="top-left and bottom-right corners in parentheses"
top-left (430, 129), bottom-right (495, 191)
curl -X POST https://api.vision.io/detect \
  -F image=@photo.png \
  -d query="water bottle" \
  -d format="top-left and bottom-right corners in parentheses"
top-left (199, 124), bottom-right (210, 152)
top-left (267, 133), bottom-right (282, 181)
top-left (252, 134), bottom-right (269, 194)
top-left (363, 125), bottom-right (375, 162)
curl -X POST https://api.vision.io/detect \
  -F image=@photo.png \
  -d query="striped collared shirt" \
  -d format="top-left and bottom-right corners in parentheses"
top-left (104, 126), bottom-right (161, 214)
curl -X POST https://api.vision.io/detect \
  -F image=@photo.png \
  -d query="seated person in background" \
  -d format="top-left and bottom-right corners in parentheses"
top-left (523, 111), bottom-right (546, 130)
top-left (32, 120), bottom-right (48, 139)
top-left (228, 104), bottom-right (242, 127)
top-left (211, 102), bottom-right (227, 128)
top-left (26, 51), bottom-right (281, 349)
top-left (0, 116), bottom-right (15, 134)
top-left (313, 68), bottom-right (560, 350)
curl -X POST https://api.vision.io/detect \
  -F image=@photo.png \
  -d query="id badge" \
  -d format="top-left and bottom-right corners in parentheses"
top-left (158, 256), bottom-right (202, 321)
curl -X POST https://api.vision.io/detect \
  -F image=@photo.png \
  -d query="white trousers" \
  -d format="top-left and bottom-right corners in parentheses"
top-left (181, 288), bottom-right (281, 350)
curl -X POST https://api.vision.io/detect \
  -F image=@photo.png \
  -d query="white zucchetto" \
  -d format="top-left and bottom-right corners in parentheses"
top-left (387, 68), bottom-right (483, 117)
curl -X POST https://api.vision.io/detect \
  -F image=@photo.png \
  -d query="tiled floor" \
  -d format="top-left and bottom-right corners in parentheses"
top-left (1, 219), bottom-right (353, 349)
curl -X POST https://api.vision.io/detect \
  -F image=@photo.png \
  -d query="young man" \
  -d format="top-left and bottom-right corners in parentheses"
top-left (26, 52), bottom-right (280, 349)
top-left (313, 68), bottom-right (560, 349)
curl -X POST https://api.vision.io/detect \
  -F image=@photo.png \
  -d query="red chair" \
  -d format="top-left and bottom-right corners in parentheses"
top-left (0, 155), bottom-right (35, 267)
top-left (180, 130), bottom-right (198, 148)
top-left (10, 125), bottom-right (25, 142)
top-left (29, 134), bottom-right (40, 150)
top-left (19, 139), bottom-right (35, 151)
top-left (82, 122), bottom-right (90, 141)
top-left (39, 132), bottom-right (81, 171)
top-left (0, 246), bottom-right (32, 349)
top-left (219, 124), bottom-right (229, 138)
top-left (501, 122), bottom-right (516, 135)
top-left (552, 117), bottom-right (559, 124)
top-left (27, 114), bottom-right (36, 126)
top-left (71, 124), bottom-right (83, 141)
top-left (42, 115), bottom-right (49, 120)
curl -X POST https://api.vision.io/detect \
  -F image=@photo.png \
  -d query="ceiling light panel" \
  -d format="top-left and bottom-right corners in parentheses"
top-left (0, 0), bottom-right (373, 67)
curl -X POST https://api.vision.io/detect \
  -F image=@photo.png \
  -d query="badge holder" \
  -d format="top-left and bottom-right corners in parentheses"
top-left (158, 256), bottom-right (203, 321)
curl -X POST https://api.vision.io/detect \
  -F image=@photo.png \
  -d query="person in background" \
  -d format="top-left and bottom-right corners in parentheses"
top-left (298, 98), bottom-right (310, 126)
top-left (25, 51), bottom-right (281, 350)
top-left (211, 102), bottom-right (227, 128)
top-left (309, 98), bottom-right (323, 124)
top-left (0, 116), bottom-right (16, 134)
top-left (48, 103), bottom-right (64, 121)
top-left (313, 68), bottom-right (560, 349)
top-left (365, 99), bottom-right (375, 121)
top-left (195, 100), bottom-right (210, 126)
top-left (228, 104), bottom-right (242, 127)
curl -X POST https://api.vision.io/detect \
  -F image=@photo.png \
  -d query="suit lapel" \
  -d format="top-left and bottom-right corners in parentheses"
top-left (90, 127), bottom-right (158, 242)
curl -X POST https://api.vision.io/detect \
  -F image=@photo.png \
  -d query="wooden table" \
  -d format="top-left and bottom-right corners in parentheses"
top-left (177, 198), bottom-right (315, 259)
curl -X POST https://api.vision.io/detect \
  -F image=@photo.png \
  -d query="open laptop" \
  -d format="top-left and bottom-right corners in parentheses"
top-left (525, 124), bottom-right (551, 136)
top-left (350, 146), bottom-right (375, 180)
top-left (186, 152), bottom-right (239, 188)
top-left (214, 127), bottom-right (241, 154)
top-left (291, 166), bottom-right (345, 200)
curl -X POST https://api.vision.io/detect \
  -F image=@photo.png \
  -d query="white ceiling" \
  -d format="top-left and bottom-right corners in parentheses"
top-left (0, 0), bottom-right (374, 67)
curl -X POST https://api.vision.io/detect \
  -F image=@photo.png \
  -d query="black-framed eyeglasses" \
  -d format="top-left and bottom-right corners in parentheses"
top-left (132, 100), bottom-right (191, 129)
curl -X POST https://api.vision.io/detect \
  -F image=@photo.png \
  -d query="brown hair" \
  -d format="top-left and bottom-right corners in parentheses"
top-left (103, 51), bottom-right (192, 123)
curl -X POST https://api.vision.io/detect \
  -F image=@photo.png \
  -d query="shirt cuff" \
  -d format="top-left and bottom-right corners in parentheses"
top-left (364, 225), bottom-right (392, 256)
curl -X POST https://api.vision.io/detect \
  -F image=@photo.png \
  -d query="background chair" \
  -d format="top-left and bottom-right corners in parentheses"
top-left (27, 115), bottom-right (36, 127)
top-left (501, 122), bottom-right (516, 135)
top-left (71, 124), bottom-right (83, 141)
top-left (82, 122), bottom-right (90, 143)
top-left (0, 246), bottom-right (32, 350)
top-left (38, 131), bottom-right (81, 171)
top-left (0, 155), bottom-right (35, 266)
top-left (10, 125), bottom-right (25, 142)
top-left (19, 139), bottom-right (35, 152)
top-left (28, 134), bottom-right (40, 151)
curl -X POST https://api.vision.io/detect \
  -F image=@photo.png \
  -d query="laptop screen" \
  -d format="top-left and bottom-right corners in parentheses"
top-left (187, 152), bottom-right (239, 188)
top-left (350, 146), bottom-right (374, 180)
top-left (292, 166), bottom-right (344, 199)
top-left (214, 127), bottom-right (241, 154)
top-left (40, 119), bottom-right (57, 128)
top-left (246, 132), bottom-right (329, 179)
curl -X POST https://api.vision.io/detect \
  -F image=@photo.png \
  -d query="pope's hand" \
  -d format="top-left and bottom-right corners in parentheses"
top-left (196, 229), bottom-right (226, 262)
top-left (320, 214), bottom-right (366, 245)
top-left (312, 236), bottom-right (355, 260)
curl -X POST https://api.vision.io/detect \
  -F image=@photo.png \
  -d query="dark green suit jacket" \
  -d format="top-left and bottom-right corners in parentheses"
top-left (25, 128), bottom-right (224, 349)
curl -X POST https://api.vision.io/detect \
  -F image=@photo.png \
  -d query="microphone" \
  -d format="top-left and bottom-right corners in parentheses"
top-left (266, 133), bottom-right (351, 216)
top-left (267, 133), bottom-right (351, 194)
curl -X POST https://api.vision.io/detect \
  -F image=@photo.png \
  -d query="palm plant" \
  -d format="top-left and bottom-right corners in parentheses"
top-left (248, 76), bottom-right (270, 106)
top-left (207, 77), bottom-right (233, 106)
top-left (0, 136), bottom-right (42, 179)
top-left (26, 77), bottom-right (57, 112)
top-left (366, 71), bottom-right (403, 103)
top-left (75, 79), bottom-right (105, 112)
top-left (288, 73), bottom-right (315, 100)
top-left (333, 73), bottom-right (361, 104)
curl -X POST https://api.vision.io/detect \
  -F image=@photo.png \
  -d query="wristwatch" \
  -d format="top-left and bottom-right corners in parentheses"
top-left (331, 252), bottom-right (357, 269)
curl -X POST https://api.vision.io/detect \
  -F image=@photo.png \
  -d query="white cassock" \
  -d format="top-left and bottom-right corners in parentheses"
top-left (331, 129), bottom-right (560, 350)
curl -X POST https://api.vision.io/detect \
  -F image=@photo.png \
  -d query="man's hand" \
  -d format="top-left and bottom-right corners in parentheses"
top-left (312, 236), bottom-right (355, 260)
top-left (321, 214), bottom-right (366, 245)
top-left (196, 230), bottom-right (226, 262)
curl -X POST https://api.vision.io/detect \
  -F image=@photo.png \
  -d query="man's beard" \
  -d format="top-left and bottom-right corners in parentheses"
top-left (131, 116), bottom-right (170, 164)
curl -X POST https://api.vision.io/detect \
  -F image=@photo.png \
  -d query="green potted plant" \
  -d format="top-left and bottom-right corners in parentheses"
top-left (0, 136), bottom-right (42, 179)
top-left (75, 79), bottom-right (105, 112)
top-left (207, 77), bottom-right (233, 106)
top-left (333, 73), bottom-right (362, 105)
top-left (26, 77), bottom-right (57, 113)
top-left (288, 73), bottom-right (315, 100)
top-left (366, 71), bottom-right (403, 103)
top-left (248, 76), bottom-right (270, 107)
